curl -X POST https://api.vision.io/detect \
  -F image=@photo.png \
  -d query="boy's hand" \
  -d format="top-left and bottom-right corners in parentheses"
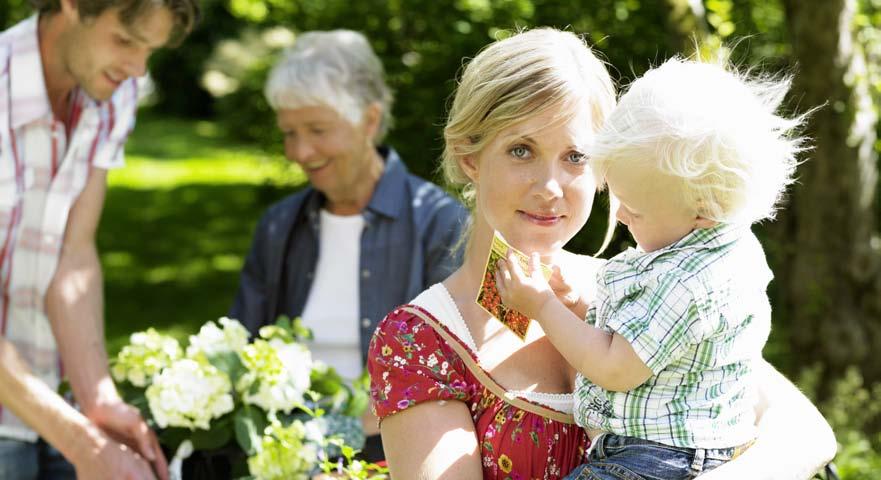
top-left (495, 251), bottom-right (556, 320)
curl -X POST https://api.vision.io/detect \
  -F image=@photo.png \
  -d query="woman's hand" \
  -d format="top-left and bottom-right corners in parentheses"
top-left (549, 264), bottom-right (591, 320)
top-left (696, 359), bottom-right (836, 480)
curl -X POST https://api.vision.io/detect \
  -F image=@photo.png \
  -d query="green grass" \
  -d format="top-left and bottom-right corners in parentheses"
top-left (100, 112), bottom-right (306, 354)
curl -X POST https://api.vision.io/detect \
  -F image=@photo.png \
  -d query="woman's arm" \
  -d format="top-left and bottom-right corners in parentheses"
top-left (698, 359), bottom-right (837, 479)
top-left (380, 400), bottom-right (483, 479)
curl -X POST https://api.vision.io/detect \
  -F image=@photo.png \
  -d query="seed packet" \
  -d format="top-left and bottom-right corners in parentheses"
top-left (475, 231), bottom-right (552, 340)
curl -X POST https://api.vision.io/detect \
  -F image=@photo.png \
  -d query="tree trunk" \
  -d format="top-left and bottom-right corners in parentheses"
top-left (778, 0), bottom-right (881, 394)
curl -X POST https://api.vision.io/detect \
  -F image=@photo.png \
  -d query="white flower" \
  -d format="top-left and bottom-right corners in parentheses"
top-left (237, 338), bottom-right (312, 414)
top-left (112, 328), bottom-right (182, 387)
top-left (186, 317), bottom-right (250, 359)
top-left (146, 359), bottom-right (234, 430)
top-left (247, 421), bottom-right (315, 480)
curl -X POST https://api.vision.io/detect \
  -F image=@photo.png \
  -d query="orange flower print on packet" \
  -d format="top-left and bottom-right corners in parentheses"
top-left (476, 231), bottom-right (551, 340)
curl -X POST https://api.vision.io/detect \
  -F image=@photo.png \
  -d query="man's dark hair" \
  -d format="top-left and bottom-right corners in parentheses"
top-left (29, 0), bottom-right (200, 46)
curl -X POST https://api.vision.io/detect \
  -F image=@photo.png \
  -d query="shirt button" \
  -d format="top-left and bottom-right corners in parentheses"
top-left (361, 318), bottom-right (371, 328)
top-left (306, 271), bottom-right (314, 280)
top-left (361, 269), bottom-right (371, 279)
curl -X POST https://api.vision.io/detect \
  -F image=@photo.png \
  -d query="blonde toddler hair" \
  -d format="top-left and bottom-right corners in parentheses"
top-left (591, 57), bottom-right (807, 224)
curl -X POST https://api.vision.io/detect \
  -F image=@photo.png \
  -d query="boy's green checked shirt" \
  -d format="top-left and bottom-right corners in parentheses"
top-left (574, 223), bottom-right (772, 448)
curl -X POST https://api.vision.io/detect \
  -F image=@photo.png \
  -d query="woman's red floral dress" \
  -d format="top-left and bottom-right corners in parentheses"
top-left (368, 303), bottom-right (589, 479)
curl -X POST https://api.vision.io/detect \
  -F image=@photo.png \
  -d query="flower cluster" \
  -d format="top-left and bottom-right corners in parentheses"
top-left (247, 421), bottom-right (316, 480)
top-left (113, 316), bottom-right (384, 479)
top-left (112, 328), bottom-right (182, 387)
top-left (237, 338), bottom-right (313, 414)
top-left (145, 358), bottom-right (234, 430)
top-left (186, 316), bottom-right (250, 359)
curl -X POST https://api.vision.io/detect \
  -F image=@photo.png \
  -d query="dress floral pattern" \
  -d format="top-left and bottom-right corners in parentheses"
top-left (368, 304), bottom-right (589, 479)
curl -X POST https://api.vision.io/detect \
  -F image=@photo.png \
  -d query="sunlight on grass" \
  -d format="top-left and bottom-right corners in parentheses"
top-left (111, 112), bottom-right (306, 189)
top-left (212, 254), bottom-right (244, 271)
top-left (102, 113), bottom-right (307, 354)
top-left (109, 156), bottom-right (305, 189)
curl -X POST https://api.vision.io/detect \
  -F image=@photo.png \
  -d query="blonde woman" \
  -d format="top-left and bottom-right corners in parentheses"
top-left (367, 28), bottom-right (836, 479)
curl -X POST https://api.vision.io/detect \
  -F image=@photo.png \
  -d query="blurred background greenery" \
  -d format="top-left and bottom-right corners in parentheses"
top-left (3, 0), bottom-right (881, 476)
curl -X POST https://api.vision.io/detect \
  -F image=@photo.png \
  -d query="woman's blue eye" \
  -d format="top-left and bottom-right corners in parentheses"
top-left (510, 145), bottom-right (531, 159)
top-left (567, 152), bottom-right (587, 164)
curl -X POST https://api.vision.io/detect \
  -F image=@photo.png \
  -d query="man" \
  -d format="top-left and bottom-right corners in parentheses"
top-left (0, 0), bottom-right (198, 478)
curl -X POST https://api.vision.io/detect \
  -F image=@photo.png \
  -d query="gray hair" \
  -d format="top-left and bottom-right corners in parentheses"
top-left (265, 29), bottom-right (394, 143)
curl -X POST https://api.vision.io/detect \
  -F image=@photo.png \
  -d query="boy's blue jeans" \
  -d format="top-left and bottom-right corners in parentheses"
top-left (564, 433), bottom-right (743, 480)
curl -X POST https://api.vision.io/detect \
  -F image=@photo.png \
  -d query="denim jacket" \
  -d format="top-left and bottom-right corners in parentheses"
top-left (230, 146), bottom-right (469, 362)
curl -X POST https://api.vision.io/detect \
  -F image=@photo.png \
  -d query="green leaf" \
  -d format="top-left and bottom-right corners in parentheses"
top-left (234, 406), bottom-right (269, 455)
top-left (310, 363), bottom-right (345, 396)
top-left (208, 351), bottom-right (246, 384)
top-left (191, 414), bottom-right (234, 450)
top-left (158, 427), bottom-right (190, 450)
top-left (275, 315), bottom-right (292, 331)
top-left (340, 444), bottom-right (355, 460)
top-left (289, 316), bottom-right (313, 341)
top-left (230, 457), bottom-right (252, 479)
top-left (344, 387), bottom-right (370, 418)
top-left (57, 379), bottom-right (72, 397)
top-left (257, 325), bottom-right (293, 342)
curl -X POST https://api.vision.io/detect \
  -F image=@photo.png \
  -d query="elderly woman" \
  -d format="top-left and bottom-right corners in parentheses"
top-left (229, 29), bottom-right (468, 461)
top-left (368, 28), bottom-right (836, 479)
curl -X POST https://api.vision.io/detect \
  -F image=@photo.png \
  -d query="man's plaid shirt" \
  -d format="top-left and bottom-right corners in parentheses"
top-left (574, 223), bottom-right (772, 449)
top-left (0, 15), bottom-right (137, 441)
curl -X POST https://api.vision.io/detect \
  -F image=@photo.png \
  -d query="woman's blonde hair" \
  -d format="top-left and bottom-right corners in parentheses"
top-left (441, 28), bottom-right (618, 252)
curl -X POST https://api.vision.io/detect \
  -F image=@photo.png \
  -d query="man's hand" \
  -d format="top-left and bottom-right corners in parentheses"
top-left (495, 251), bottom-right (556, 319)
top-left (75, 429), bottom-right (158, 480)
top-left (86, 399), bottom-right (168, 480)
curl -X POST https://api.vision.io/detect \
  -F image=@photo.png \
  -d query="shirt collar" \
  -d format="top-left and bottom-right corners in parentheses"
top-left (364, 146), bottom-right (408, 219)
top-left (9, 15), bottom-right (104, 130)
top-left (302, 146), bottom-right (409, 222)
top-left (9, 15), bottom-right (52, 129)
top-left (619, 222), bottom-right (748, 273)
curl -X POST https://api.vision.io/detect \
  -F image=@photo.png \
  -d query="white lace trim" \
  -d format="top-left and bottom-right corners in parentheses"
top-left (507, 390), bottom-right (573, 414)
top-left (411, 284), bottom-right (479, 352)
top-left (410, 284), bottom-right (574, 415)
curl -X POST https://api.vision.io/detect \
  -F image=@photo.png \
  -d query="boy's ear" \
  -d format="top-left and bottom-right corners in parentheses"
top-left (694, 216), bottom-right (717, 230)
